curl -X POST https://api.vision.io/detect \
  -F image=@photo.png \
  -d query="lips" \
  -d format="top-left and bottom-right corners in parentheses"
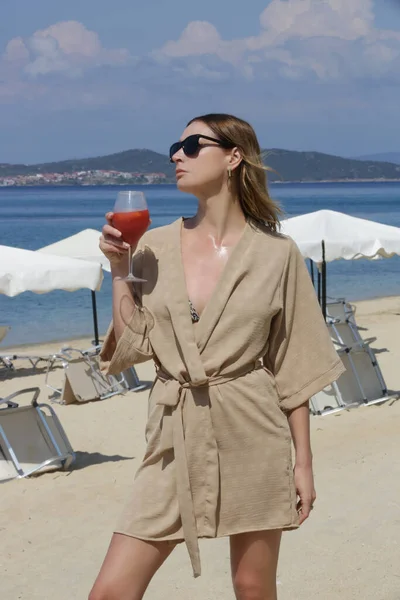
top-left (176, 170), bottom-right (186, 177)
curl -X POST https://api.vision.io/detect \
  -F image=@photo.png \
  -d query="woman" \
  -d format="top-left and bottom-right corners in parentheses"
top-left (90, 114), bottom-right (344, 600)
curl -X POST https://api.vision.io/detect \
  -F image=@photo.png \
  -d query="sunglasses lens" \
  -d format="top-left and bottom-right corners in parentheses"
top-left (183, 135), bottom-right (200, 157)
top-left (169, 135), bottom-right (202, 161)
top-left (169, 142), bottom-right (181, 161)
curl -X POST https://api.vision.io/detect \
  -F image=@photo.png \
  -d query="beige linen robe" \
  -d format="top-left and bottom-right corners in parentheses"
top-left (100, 217), bottom-right (345, 577)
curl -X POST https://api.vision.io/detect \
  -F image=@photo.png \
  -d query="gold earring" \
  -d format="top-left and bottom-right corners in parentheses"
top-left (228, 168), bottom-right (232, 179)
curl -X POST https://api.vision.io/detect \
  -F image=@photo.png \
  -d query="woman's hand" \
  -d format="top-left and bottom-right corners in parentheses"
top-left (99, 212), bottom-right (133, 267)
top-left (294, 462), bottom-right (316, 525)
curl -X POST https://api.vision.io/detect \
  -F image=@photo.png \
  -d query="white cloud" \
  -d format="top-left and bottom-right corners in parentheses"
top-left (162, 21), bottom-right (221, 58)
top-left (2, 21), bottom-right (129, 78)
top-left (4, 37), bottom-right (30, 62)
top-left (257, 0), bottom-right (373, 45)
top-left (154, 20), bottom-right (249, 75)
top-left (157, 0), bottom-right (400, 81)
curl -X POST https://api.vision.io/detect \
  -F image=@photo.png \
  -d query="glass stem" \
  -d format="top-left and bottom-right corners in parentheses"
top-left (128, 246), bottom-right (133, 278)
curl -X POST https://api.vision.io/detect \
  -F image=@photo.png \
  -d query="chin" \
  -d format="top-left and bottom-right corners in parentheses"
top-left (176, 177), bottom-right (195, 193)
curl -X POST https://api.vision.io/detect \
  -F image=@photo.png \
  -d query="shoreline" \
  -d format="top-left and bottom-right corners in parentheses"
top-left (0, 335), bottom-right (95, 352)
top-left (1, 295), bottom-right (399, 352)
top-left (2, 179), bottom-right (400, 189)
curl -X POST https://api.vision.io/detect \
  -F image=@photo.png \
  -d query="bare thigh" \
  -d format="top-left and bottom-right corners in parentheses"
top-left (89, 533), bottom-right (176, 600)
top-left (230, 530), bottom-right (282, 600)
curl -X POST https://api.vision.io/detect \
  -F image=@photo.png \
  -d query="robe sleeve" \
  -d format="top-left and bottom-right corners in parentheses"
top-left (264, 238), bottom-right (345, 412)
top-left (99, 240), bottom-right (155, 376)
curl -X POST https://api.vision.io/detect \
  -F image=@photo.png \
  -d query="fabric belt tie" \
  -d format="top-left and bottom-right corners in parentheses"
top-left (155, 361), bottom-right (262, 578)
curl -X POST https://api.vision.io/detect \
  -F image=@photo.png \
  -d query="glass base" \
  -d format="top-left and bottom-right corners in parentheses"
top-left (123, 274), bottom-right (147, 283)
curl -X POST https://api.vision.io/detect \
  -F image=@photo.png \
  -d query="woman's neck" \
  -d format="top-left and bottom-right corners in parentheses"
top-left (189, 189), bottom-right (246, 245)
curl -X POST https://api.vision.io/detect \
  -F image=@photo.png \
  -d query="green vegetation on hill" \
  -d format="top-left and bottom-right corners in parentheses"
top-left (0, 149), bottom-right (175, 178)
top-left (1, 148), bottom-right (400, 182)
top-left (264, 149), bottom-right (400, 181)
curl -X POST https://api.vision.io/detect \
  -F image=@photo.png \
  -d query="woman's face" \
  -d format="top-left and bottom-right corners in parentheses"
top-left (170, 121), bottom-right (232, 195)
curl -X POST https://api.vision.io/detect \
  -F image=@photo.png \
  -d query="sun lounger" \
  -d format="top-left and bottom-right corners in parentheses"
top-left (0, 387), bottom-right (75, 482)
top-left (0, 325), bottom-right (78, 373)
top-left (310, 297), bottom-right (396, 415)
top-left (334, 349), bottom-right (391, 404)
top-left (49, 346), bottom-right (147, 404)
top-left (326, 298), bottom-right (369, 340)
top-left (310, 357), bottom-right (396, 416)
top-left (0, 326), bottom-right (11, 369)
top-left (310, 339), bottom-right (395, 416)
top-left (326, 298), bottom-right (358, 324)
top-left (327, 319), bottom-right (376, 352)
top-left (117, 365), bottom-right (148, 393)
top-left (310, 380), bottom-right (348, 416)
top-left (0, 349), bottom-right (70, 372)
top-left (326, 298), bottom-right (376, 350)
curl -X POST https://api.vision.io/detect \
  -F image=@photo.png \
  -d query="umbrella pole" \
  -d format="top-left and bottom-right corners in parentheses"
top-left (321, 240), bottom-right (327, 321)
top-left (317, 267), bottom-right (321, 305)
top-left (309, 259), bottom-right (315, 287)
top-left (91, 290), bottom-right (100, 347)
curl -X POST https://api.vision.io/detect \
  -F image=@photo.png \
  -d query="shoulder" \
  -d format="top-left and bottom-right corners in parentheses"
top-left (141, 218), bottom-right (180, 251)
top-left (252, 221), bottom-right (300, 263)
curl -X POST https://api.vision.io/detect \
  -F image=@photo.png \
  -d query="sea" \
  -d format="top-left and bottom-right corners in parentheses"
top-left (1, 182), bottom-right (400, 347)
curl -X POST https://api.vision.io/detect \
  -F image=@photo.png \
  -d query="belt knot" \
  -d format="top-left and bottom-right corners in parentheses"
top-left (181, 378), bottom-right (209, 389)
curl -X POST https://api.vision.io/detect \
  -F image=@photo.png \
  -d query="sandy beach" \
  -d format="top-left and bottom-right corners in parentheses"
top-left (1, 296), bottom-right (400, 600)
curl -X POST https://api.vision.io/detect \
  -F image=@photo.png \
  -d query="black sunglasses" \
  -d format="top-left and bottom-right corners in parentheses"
top-left (169, 134), bottom-right (233, 162)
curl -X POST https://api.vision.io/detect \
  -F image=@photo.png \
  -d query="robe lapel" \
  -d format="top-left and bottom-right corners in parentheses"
top-left (165, 218), bottom-right (207, 384)
top-left (195, 221), bottom-right (255, 354)
top-left (165, 218), bottom-right (256, 372)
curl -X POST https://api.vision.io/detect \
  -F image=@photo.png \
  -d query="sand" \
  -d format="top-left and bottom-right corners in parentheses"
top-left (1, 296), bottom-right (400, 599)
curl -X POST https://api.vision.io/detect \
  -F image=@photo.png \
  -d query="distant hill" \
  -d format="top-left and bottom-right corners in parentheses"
top-left (0, 149), bottom-right (175, 178)
top-left (354, 152), bottom-right (400, 165)
top-left (1, 148), bottom-right (400, 182)
top-left (263, 149), bottom-right (400, 181)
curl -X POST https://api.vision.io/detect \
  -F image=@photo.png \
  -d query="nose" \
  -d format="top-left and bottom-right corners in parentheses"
top-left (171, 148), bottom-right (184, 164)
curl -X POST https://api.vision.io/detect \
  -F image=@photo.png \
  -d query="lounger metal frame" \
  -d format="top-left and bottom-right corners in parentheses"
top-left (310, 297), bottom-right (397, 416)
top-left (47, 346), bottom-right (147, 403)
top-left (0, 350), bottom-right (70, 373)
top-left (0, 387), bottom-right (75, 481)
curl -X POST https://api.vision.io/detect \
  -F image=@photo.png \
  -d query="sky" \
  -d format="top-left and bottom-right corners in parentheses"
top-left (1, 0), bottom-right (400, 163)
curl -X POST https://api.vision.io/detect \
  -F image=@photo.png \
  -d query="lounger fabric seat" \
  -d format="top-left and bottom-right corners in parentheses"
top-left (310, 298), bottom-right (396, 415)
top-left (0, 387), bottom-right (75, 483)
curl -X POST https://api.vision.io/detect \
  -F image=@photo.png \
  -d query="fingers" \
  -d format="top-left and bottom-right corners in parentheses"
top-left (104, 212), bottom-right (122, 238)
top-left (103, 220), bottom-right (122, 239)
top-left (99, 216), bottom-right (129, 262)
top-left (100, 230), bottom-right (129, 248)
top-left (297, 492), bottom-right (316, 525)
top-left (297, 499), bottom-right (312, 525)
top-left (99, 234), bottom-right (129, 253)
top-left (103, 227), bottom-right (129, 247)
top-left (101, 213), bottom-right (129, 251)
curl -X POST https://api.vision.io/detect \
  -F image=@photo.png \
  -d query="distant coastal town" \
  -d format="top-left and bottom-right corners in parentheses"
top-left (0, 170), bottom-right (169, 187)
top-left (1, 147), bottom-right (399, 186)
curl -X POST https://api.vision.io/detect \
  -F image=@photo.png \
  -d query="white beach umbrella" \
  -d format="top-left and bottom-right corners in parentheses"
top-left (38, 229), bottom-right (110, 271)
top-left (280, 210), bottom-right (400, 318)
top-left (38, 229), bottom-right (109, 345)
top-left (0, 245), bottom-right (103, 297)
top-left (280, 210), bottom-right (400, 263)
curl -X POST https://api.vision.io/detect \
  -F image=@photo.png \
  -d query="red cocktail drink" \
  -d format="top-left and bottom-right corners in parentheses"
top-left (112, 191), bottom-right (149, 282)
top-left (112, 209), bottom-right (150, 246)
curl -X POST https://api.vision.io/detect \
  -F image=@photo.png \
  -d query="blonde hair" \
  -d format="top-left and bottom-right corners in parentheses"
top-left (187, 113), bottom-right (282, 231)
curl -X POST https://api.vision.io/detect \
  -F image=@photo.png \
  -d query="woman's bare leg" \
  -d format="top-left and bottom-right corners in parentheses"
top-left (88, 533), bottom-right (176, 600)
top-left (230, 530), bottom-right (282, 600)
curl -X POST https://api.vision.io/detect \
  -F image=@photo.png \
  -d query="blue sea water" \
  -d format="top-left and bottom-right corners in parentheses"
top-left (0, 182), bottom-right (399, 347)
